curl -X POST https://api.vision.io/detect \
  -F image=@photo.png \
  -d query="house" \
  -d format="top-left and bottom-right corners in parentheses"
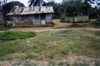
top-left (7, 6), bottom-right (54, 26)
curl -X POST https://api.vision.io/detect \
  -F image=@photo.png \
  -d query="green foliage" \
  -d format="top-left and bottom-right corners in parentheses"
top-left (95, 60), bottom-right (100, 66)
top-left (0, 41), bottom-right (31, 61)
top-left (0, 31), bottom-right (35, 41)
top-left (46, 1), bottom-right (61, 19)
top-left (72, 63), bottom-right (88, 66)
top-left (47, 0), bottom-right (98, 19)
top-left (89, 8), bottom-right (98, 19)
top-left (2, 1), bottom-right (24, 16)
top-left (28, 0), bottom-right (45, 6)
top-left (65, 2), bottom-right (91, 17)
top-left (0, 27), bottom-right (10, 31)
top-left (92, 19), bottom-right (100, 26)
top-left (95, 31), bottom-right (100, 36)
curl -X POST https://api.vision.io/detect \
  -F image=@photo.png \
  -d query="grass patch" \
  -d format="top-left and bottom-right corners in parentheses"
top-left (0, 29), bottom-right (100, 61)
top-left (0, 27), bottom-right (11, 31)
top-left (0, 31), bottom-right (35, 41)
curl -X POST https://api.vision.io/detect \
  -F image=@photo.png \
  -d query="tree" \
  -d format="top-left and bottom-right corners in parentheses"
top-left (3, 1), bottom-right (24, 16)
top-left (60, 0), bottom-right (82, 22)
top-left (45, 1), bottom-right (61, 18)
top-left (28, 0), bottom-right (46, 6)
top-left (0, 0), bottom-right (8, 26)
top-left (0, 0), bottom-right (25, 26)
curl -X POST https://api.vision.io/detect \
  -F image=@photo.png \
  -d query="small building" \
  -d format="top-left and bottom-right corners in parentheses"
top-left (7, 6), bottom-right (54, 26)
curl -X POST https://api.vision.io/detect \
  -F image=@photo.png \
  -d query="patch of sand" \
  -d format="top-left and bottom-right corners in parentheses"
top-left (8, 19), bottom-right (100, 32)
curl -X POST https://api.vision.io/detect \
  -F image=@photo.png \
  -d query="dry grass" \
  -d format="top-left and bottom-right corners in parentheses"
top-left (0, 29), bottom-right (100, 61)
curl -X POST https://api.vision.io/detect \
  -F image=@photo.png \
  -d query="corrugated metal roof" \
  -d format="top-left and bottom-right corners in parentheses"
top-left (7, 6), bottom-right (54, 15)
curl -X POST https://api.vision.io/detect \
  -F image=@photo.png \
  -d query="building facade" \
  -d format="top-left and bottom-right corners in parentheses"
top-left (7, 6), bottom-right (54, 26)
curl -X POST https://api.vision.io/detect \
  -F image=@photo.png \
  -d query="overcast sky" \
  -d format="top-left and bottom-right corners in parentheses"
top-left (8, 0), bottom-right (63, 6)
top-left (7, 0), bottom-right (100, 8)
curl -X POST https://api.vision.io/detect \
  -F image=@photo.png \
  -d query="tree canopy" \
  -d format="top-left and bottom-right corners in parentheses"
top-left (28, 0), bottom-right (46, 6)
top-left (3, 1), bottom-right (24, 15)
top-left (0, 0), bottom-right (7, 10)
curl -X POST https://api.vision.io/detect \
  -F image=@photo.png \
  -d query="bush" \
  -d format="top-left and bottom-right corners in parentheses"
top-left (0, 27), bottom-right (11, 31)
top-left (95, 31), bottom-right (100, 36)
top-left (92, 20), bottom-right (100, 26)
top-left (0, 31), bottom-right (35, 41)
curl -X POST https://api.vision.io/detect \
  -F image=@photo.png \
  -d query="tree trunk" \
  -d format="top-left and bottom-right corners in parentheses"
top-left (97, 10), bottom-right (100, 19)
top-left (60, 12), bottom-right (65, 22)
top-left (2, 10), bottom-right (7, 26)
top-left (73, 16), bottom-right (76, 24)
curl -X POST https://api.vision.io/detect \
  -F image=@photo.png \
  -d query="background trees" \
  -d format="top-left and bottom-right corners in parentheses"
top-left (3, 1), bottom-right (24, 20)
top-left (0, 0), bottom-right (24, 26)
top-left (0, 0), bottom-right (8, 26)
top-left (0, 0), bottom-right (100, 24)
top-left (28, 0), bottom-right (46, 6)
top-left (50, 0), bottom-right (100, 20)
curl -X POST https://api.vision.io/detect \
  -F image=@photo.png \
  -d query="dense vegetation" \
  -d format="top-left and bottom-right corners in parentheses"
top-left (0, 31), bottom-right (35, 41)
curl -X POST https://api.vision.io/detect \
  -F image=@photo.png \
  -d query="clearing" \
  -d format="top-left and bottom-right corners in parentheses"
top-left (6, 19), bottom-right (100, 32)
top-left (0, 19), bottom-right (100, 66)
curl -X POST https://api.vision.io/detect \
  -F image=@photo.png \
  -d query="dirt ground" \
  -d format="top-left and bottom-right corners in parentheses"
top-left (9, 19), bottom-right (100, 32)
top-left (0, 55), bottom-right (99, 66)
top-left (0, 19), bottom-right (100, 66)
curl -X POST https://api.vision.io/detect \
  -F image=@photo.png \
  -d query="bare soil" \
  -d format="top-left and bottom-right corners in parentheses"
top-left (9, 19), bottom-right (100, 32)
top-left (0, 55), bottom-right (99, 66)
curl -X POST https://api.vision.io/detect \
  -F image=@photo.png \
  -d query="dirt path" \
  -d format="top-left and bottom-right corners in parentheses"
top-left (0, 55), bottom-right (99, 66)
top-left (9, 19), bottom-right (100, 32)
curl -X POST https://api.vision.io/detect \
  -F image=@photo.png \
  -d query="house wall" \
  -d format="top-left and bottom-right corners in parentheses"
top-left (11, 14), bottom-right (53, 26)
top-left (45, 14), bottom-right (52, 24)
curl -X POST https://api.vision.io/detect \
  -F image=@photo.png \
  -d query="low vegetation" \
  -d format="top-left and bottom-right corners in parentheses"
top-left (66, 16), bottom-right (89, 22)
top-left (0, 31), bottom-right (35, 41)
top-left (92, 19), bottom-right (100, 26)
top-left (0, 27), bottom-right (11, 31)
top-left (0, 29), bottom-right (100, 61)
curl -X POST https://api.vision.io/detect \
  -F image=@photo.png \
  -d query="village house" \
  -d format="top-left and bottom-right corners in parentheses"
top-left (7, 6), bottom-right (54, 26)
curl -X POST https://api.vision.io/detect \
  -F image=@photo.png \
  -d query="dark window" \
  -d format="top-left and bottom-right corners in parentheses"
top-left (41, 14), bottom-right (45, 19)
top-left (34, 15), bottom-right (39, 19)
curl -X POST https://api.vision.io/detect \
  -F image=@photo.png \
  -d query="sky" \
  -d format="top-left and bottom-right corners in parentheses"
top-left (7, 0), bottom-right (63, 6)
top-left (7, 0), bottom-right (100, 8)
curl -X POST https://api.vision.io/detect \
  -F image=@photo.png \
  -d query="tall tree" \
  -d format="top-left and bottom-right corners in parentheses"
top-left (28, 0), bottom-right (46, 6)
top-left (3, 1), bottom-right (24, 15)
top-left (3, 1), bottom-right (24, 20)
top-left (0, 0), bottom-right (7, 26)
top-left (60, 0), bottom-right (82, 22)
top-left (45, 1), bottom-right (61, 18)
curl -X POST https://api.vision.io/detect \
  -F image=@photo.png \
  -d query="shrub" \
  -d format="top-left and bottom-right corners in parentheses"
top-left (92, 20), bottom-right (100, 26)
top-left (0, 31), bottom-right (35, 41)
top-left (0, 27), bottom-right (11, 31)
top-left (95, 31), bottom-right (100, 36)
